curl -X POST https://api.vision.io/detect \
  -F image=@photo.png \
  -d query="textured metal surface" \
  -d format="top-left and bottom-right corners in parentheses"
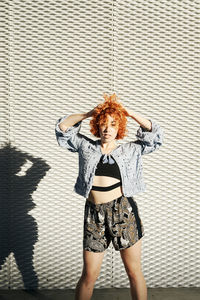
top-left (0, 0), bottom-right (199, 289)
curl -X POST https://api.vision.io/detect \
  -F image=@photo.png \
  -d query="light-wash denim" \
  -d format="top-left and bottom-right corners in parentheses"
top-left (55, 115), bottom-right (164, 198)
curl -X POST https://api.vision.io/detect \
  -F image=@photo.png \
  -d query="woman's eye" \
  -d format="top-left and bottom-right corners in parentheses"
top-left (101, 123), bottom-right (116, 126)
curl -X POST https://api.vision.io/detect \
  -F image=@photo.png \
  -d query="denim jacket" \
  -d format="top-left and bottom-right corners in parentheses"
top-left (55, 115), bottom-right (164, 198)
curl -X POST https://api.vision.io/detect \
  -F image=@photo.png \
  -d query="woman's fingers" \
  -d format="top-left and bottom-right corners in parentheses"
top-left (120, 103), bottom-right (130, 116)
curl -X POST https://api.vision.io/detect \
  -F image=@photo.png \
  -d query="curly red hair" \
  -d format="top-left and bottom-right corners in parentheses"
top-left (89, 92), bottom-right (129, 140)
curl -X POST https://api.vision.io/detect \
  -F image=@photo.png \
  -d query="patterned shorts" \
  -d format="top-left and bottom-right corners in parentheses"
top-left (83, 195), bottom-right (145, 252)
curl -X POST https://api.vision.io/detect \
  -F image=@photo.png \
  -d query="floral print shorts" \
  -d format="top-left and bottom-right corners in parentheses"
top-left (83, 195), bottom-right (145, 252)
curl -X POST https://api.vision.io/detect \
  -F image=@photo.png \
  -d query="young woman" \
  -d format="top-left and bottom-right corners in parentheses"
top-left (55, 93), bottom-right (163, 300)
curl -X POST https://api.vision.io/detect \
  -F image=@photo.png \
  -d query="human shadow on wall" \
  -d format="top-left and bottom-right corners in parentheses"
top-left (0, 142), bottom-right (51, 289)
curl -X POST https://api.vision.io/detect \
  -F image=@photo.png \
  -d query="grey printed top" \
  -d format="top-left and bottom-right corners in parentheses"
top-left (55, 115), bottom-right (164, 198)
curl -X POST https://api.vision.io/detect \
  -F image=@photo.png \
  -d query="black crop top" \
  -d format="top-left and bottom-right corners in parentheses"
top-left (91, 154), bottom-right (122, 191)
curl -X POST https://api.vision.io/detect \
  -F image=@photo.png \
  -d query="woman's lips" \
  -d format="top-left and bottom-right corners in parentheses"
top-left (104, 134), bottom-right (111, 137)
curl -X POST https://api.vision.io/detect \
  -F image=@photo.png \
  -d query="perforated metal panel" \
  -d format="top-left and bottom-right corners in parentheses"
top-left (0, 0), bottom-right (199, 289)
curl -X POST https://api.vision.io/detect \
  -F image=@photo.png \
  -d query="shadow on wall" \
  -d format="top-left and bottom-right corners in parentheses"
top-left (0, 142), bottom-right (51, 289)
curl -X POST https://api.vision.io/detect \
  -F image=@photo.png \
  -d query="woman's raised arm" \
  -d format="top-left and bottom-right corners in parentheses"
top-left (59, 108), bottom-right (96, 132)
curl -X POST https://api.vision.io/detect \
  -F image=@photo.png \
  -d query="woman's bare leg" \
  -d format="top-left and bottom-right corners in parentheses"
top-left (120, 239), bottom-right (147, 300)
top-left (75, 249), bottom-right (105, 300)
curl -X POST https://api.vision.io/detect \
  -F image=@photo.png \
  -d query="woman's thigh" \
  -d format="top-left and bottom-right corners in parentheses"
top-left (81, 249), bottom-right (105, 280)
top-left (120, 238), bottom-right (143, 275)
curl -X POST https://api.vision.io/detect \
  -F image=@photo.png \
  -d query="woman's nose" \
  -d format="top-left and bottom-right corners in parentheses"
top-left (104, 125), bottom-right (111, 130)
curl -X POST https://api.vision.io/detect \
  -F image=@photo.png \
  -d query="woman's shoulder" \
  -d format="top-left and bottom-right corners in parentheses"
top-left (79, 135), bottom-right (98, 150)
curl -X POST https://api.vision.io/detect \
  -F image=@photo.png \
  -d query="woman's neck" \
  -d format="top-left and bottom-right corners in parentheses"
top-left (100, 140), bottom-right (117, 151)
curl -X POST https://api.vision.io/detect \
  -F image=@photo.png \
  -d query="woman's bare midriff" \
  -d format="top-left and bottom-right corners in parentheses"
top-left (87, 175), bottom-right (123, 205)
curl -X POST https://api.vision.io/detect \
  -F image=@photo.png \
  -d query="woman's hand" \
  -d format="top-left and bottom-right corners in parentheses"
top-left (85, 106), bottom-right (98, 118)
top-left (126, 108), bottom-right (132, 117)
top-left (119, 103), bottom-right (132, 117)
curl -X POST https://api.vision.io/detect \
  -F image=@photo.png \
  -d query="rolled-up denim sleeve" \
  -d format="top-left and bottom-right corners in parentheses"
top-left (134, 118), bottom-right (164, 155)
top-left (55, 115), bottom-right (84, 153)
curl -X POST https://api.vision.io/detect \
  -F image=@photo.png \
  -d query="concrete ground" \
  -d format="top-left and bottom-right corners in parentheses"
top-left (0, 288), bottom-right (199, 300)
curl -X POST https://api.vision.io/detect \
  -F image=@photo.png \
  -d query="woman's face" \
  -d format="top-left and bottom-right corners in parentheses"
top-left (99, 115), bottom-right (119, 142)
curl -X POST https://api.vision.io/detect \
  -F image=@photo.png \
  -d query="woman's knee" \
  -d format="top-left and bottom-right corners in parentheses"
top-left (81, 249), bottom-right (105, 284)
top-left (81, 269), bottom-right (100, 285)
top-left (126, 264), bottom-right (143, 280)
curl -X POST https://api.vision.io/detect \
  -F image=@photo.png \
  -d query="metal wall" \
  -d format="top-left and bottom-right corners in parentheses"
top-left (0, 0), bottom-right (199, 289)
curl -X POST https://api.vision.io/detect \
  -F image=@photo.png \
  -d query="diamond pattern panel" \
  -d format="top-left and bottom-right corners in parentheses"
top-left (0, 0), bottom-right (199, 289)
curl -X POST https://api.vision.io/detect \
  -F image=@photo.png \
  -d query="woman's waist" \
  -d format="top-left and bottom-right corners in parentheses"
top-left (87, 185), bottom-right (123, 205)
